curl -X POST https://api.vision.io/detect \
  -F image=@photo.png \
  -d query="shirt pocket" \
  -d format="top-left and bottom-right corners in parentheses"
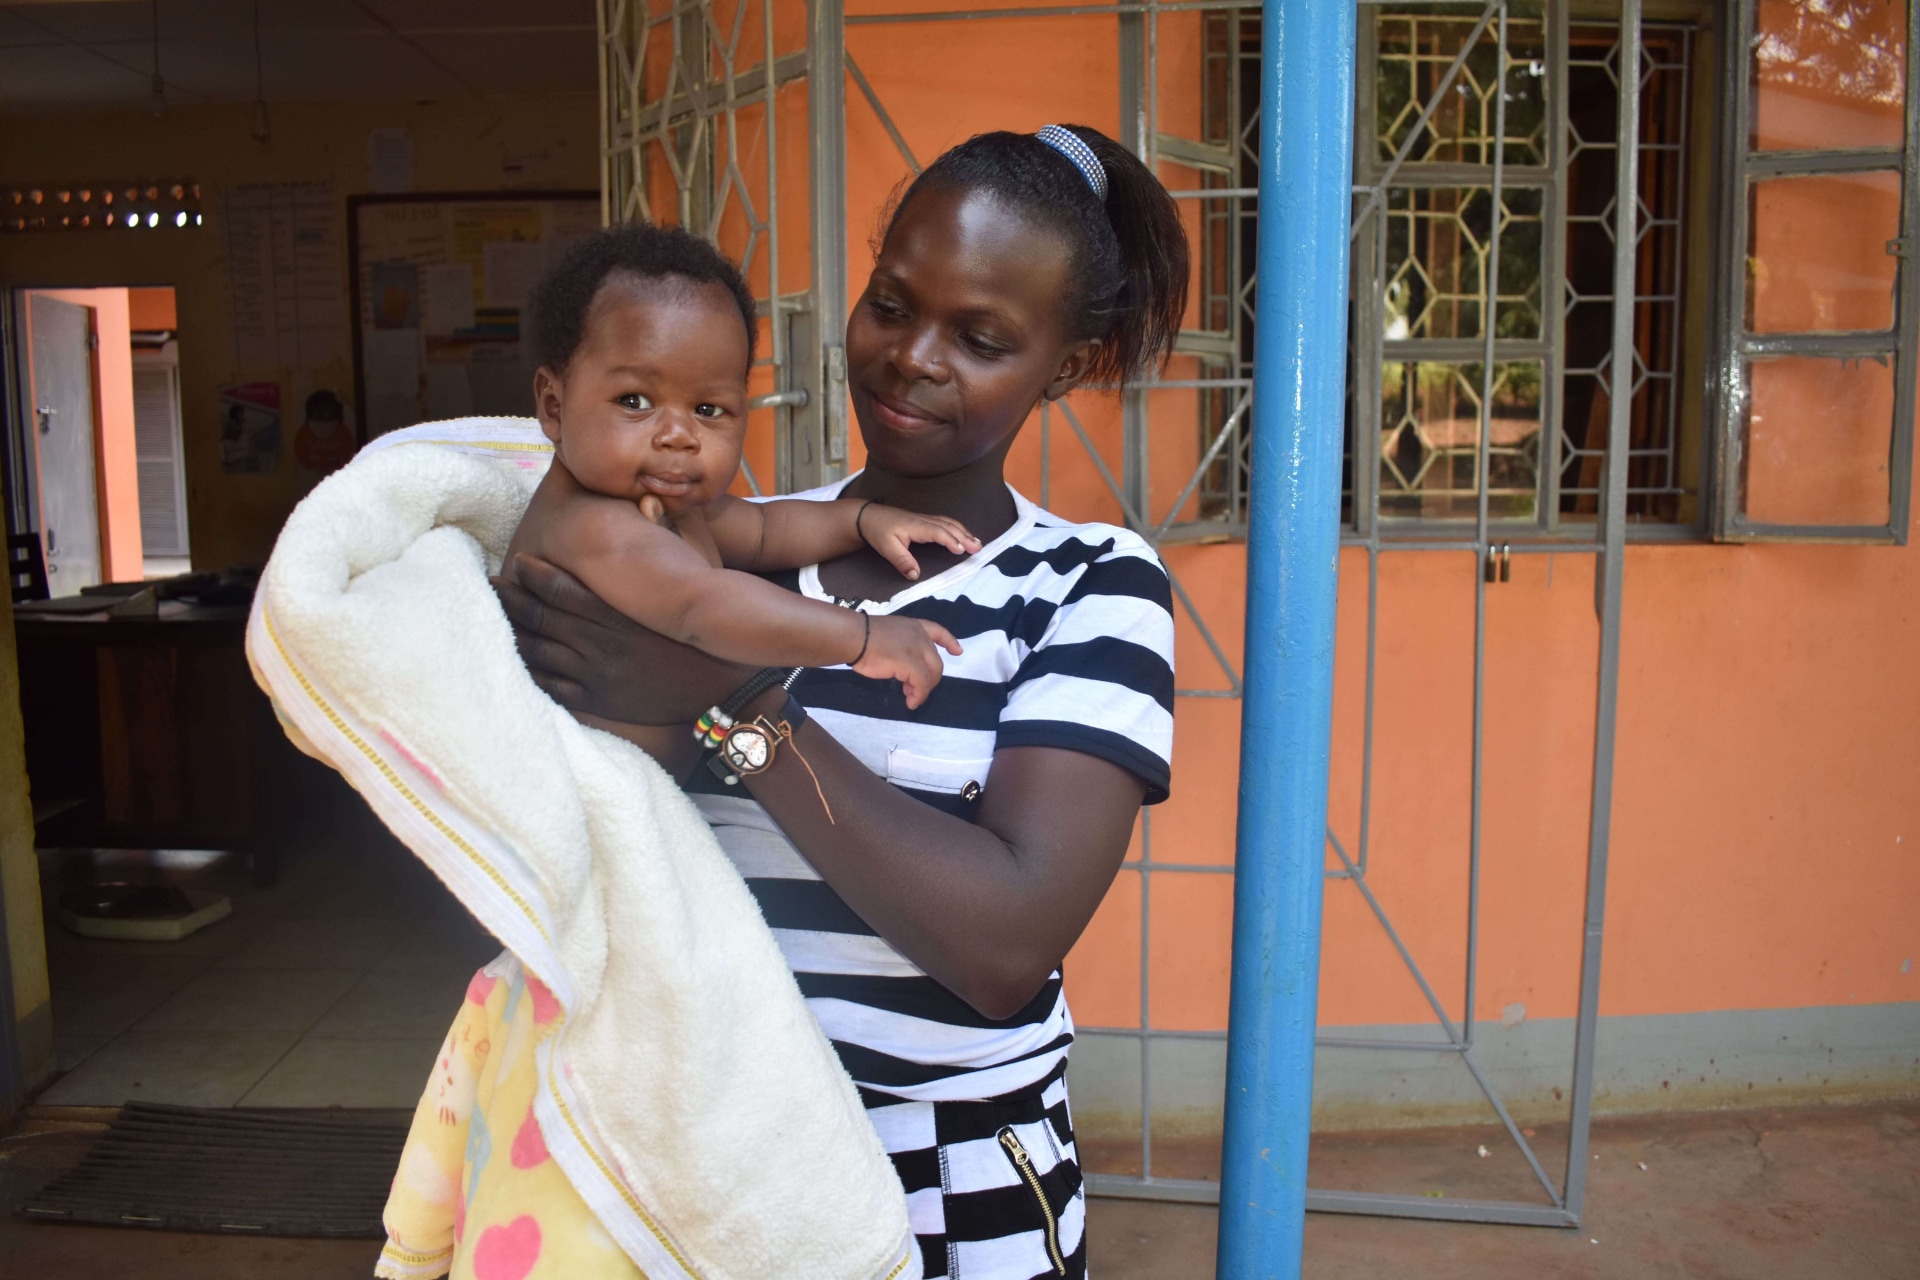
top-left (884, 747), bottom-right (992, 803)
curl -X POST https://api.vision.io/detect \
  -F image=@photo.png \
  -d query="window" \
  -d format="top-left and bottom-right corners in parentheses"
top-left (1717, 0), bottom-right (1916, 542)
top-left (1350, 2), bottom-right (1721, 536)
top-left (1182, 0), bottom-right (1913, 543)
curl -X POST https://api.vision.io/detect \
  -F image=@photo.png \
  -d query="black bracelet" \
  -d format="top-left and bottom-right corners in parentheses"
top-left (720, 667), bottom-right (786, 718)
top-left (854, 499), bottom-right (876, 543)
top-left (850, 612), bottom-right (872, 667)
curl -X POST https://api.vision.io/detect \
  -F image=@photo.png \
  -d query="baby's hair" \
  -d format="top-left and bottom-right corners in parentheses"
top-left (880, 125), bottom-right (1189, 385)
top-left (526, 222), bottom-right (758, 373)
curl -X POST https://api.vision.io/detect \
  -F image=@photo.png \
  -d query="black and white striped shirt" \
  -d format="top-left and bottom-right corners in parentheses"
top-left (693, 479), bottom-right (1175, 1103)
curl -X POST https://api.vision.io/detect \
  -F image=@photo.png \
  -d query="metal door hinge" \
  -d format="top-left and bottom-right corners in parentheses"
top-left (1887, 237), bottom-right (1910, 258)
top-left (1483, 544), bottom-right (1511, 583)
top-left (823, 344), bottom-right (848, 465)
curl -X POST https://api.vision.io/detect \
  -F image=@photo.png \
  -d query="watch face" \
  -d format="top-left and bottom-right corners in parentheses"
top-left (723, 724), bottom-right (773, 774)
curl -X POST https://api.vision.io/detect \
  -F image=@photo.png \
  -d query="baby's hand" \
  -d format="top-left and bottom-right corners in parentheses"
top-left (859, 504), bottom-right (981, 580)
top-left (852, 615), bottom-right (963, 709)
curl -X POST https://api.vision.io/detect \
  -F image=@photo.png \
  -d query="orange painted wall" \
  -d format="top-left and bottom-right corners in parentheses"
top-left (823, 1), bottom-right (1920, 1039)
top-left (127, 286), bottom-right (177, 331)
top-left (32, 287), bottom-right (144, 581)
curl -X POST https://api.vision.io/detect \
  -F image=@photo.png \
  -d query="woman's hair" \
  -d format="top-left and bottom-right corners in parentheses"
top-left (880, 125), bottom-right (1189, 385)
top-left (526, 222), bottom-right (758, 372)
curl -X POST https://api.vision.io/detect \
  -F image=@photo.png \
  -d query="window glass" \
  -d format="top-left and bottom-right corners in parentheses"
top-left (1374, 7), bottom-right (1548, 166)
top-left (1752, 0), bottom-right (1907, 151)
top-left (1747, 170), bottom-right (1902, 333)
top-left (1742, 355), bottom-right (1895, 526)
top-left (1379, 360), bottom-right (1541, 520)
top-left (1383, 187), bottom-right (1545, 341)
top-left (1562, 21), bottom-right (1699, 524)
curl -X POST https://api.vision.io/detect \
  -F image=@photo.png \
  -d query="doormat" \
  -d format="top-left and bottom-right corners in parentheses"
top-left (16, 1103), bottom-right (410, 1238)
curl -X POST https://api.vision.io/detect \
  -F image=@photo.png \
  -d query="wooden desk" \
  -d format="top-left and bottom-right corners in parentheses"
top-left (14, 601), bottom-right (291, 884)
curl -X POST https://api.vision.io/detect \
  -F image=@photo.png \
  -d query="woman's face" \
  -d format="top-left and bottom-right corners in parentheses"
top-left (845, 185), bottom-right (1095, 478)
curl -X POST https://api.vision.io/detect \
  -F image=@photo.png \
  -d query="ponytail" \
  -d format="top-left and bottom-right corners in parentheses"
top-left (880, 125), bottom-right (1190, 385)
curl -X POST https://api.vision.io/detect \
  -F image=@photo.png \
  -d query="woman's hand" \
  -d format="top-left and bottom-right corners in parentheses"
top-left (491, 552), bottom-right (752, 726)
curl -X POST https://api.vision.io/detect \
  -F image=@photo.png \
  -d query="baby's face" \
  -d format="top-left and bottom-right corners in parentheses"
top-left (536, 274), bottom-right (750, 517)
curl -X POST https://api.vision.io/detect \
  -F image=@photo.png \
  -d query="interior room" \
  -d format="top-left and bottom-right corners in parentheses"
top-left (1, 0), bottom-right (599, 1114)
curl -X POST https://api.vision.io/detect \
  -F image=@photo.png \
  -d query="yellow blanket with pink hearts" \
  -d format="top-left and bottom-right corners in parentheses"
top-left (247, 418), bottom-right (915, 1280)
top-left (380, 956), bottom-right (645, 1280)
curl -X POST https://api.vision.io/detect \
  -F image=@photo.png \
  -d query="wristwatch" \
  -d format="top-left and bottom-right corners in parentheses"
top-left (694, 666), bottom-right (803, 752)
top-left (707, 695), bottom-right (809, 787)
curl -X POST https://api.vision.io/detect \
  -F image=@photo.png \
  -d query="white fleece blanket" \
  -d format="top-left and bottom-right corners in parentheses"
top-left (246, 417), bottom-right (916, 1280)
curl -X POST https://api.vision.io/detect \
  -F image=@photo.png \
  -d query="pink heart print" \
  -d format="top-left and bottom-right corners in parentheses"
top-left (526, 974), bottom-right (561, 1026)
top-left (510, 1108), bottom-right (550, 1169)
top-left (472, 1214), bottom-right (542, 1280)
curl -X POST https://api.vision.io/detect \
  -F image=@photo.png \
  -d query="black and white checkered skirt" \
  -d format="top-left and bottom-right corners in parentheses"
top-left (863, 1063), bottom-right (1086, 1280)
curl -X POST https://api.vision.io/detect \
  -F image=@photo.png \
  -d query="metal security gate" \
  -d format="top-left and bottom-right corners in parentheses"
top-left (598, 0), bottom-right (846, 496)
top-left (596, 0), bottom-right (1657, 1230)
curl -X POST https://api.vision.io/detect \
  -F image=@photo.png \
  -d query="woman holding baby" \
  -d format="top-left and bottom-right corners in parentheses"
top-left (458, 124), bottom-right (1186, 1280)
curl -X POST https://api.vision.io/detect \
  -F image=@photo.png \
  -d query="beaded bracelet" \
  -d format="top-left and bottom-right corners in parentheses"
top-left (692, 665), bottom-right (799, 749)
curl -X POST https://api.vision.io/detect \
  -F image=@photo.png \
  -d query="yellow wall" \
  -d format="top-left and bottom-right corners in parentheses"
top-left (0, 95), bottom-right (597, 571)
top-left (0, 582), bottom-right (51, 1097)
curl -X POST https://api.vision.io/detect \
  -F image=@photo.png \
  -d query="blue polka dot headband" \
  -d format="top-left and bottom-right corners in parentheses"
top-left (1036, 124), bottom-right (1109, 201)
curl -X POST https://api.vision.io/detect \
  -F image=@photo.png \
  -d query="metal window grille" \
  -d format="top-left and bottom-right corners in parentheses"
top-left (598, 0), bottom-right (827, 497)
top-left (1348, 5), bottom-right (1714, 538)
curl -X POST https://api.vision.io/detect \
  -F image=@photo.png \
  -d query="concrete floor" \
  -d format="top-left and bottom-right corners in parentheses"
top-left (34, 807), bottom-right (499, 1110)
top-left (4, 1100), bottom-right (1915, 1278)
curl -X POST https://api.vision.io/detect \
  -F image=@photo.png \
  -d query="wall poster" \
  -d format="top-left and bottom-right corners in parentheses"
top-left (347, 191), bottom-right (599, 441)
top-left (218, 381), bottom-right (282, 475)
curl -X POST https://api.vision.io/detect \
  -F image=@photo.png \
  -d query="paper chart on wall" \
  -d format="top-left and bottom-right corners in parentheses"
top-left (350, 193), bottom-right (597, 438)
top-left (224, 181), bottom-right (346, 374)
top-left (422, 264), bottom-right (476, 336)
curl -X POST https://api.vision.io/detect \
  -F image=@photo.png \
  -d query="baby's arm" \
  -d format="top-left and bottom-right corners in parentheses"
top-left (545, 497), bottom-right (961, 704)
top-left (705, 494), bottom-right (979, 579)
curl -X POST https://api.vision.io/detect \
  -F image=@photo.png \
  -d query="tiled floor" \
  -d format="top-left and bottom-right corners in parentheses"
top-left (35, 801), bottom-right (500, 1111)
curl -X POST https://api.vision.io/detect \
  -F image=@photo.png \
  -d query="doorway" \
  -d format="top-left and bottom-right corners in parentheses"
top-left (4, 283), bottom-right (494, 1114)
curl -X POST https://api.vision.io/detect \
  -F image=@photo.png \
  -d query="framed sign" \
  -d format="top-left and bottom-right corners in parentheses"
top-left (347, 191), bottom-right (598, 441)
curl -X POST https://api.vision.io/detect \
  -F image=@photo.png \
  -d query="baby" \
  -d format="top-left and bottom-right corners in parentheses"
top-left (505, 224), bottom-right (974, 712)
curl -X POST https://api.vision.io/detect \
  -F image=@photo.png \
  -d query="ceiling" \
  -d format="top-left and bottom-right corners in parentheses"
top-left (0, 0), bottom-right (598, 111)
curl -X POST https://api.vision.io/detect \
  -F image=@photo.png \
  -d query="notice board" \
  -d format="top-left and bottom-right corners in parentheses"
top-left (348, 191), bottom-right (599, 441)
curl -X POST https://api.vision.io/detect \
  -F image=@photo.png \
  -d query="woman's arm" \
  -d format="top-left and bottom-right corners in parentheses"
top-left (735, 686), bottom-right (1146, 1019)
top-left (495, 554), bottom-right (1146, 1017)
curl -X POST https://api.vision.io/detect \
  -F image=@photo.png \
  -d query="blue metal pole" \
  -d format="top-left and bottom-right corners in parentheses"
top-left (1216, 0), bottom-right (1355, 1274)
